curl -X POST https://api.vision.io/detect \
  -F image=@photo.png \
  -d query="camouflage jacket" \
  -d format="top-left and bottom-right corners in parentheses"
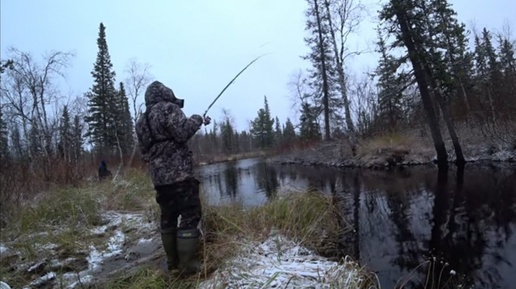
top-left (135, 81), bottom-right (203, 187)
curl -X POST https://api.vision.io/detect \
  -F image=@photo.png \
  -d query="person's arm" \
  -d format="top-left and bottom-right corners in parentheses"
top-left (163, 103), bottom-right (203, 143)
top-left (135, 115), bottom-right (151, 162)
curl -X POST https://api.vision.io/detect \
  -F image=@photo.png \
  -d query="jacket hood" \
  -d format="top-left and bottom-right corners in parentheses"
top-left (145, 81), bottom-right (177, 106)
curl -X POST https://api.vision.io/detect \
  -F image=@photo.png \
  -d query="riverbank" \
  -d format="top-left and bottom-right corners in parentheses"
top-left (195, 150), bottom-right (269, 166)
top-left (271, 131), bottom-right (515, 169)
top-left (0, 169), bottom-right (376, 289)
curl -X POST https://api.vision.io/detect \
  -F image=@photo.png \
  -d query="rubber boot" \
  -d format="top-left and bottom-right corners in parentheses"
top-left (176, 228), bottom-right (201, 276)
top-left (160, 229), bottom-right (179, 271)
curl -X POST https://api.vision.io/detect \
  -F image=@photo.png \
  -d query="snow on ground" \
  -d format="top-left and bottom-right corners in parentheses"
top-left (87, 229), bottom-right (125, 271)
top-left (61, 211), bottom-right (152, 288)
top-left (200, 233), bottom-right (375, 289)
top-left (22, 272), bottom-right (57, 289)
top-left (3, 211), bottom-right (375, 289)
top-left (0, 211), bottom-right (156, 289)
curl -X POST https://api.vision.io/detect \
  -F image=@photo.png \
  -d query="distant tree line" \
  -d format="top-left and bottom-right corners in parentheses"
top-left (188, 96), bottom-right (299, 162)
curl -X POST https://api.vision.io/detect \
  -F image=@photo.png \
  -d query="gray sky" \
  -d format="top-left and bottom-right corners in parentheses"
top-left (1, 0), bottom-right (515, 131)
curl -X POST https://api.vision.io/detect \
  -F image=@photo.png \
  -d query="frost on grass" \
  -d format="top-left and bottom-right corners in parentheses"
top-left (200, 234), bottom-right (375, 289)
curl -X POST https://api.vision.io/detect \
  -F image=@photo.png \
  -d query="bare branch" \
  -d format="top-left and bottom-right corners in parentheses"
top-left (124, 58), bottom-right (152, 122)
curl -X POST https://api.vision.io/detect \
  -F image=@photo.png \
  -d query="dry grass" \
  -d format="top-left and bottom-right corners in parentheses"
top-left (356, 132), bottom-right (420, 158)
top-left (94, 190), bottom-right (364, 289)
top-left (200, 190), bottom-right (352, 272)
top-left (0, 167), bottom-right (156, 278)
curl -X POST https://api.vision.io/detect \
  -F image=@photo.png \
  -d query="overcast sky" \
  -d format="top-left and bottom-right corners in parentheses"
top-left (1, 0), bottom-right (515, 131)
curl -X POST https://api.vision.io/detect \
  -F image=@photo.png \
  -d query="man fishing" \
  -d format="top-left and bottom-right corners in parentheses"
top-left (135, 81), bottom-right (211, 276)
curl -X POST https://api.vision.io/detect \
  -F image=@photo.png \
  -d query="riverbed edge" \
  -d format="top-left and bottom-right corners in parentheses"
top-left (270, 147), bottom-right (516, 170)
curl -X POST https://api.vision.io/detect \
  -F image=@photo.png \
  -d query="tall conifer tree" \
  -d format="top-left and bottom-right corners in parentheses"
top-left (85, 22), bottom-right (118, 153)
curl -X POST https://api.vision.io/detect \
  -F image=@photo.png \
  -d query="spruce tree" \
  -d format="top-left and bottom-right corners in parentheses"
top-left (72, 115), bottom-right (83, 163)
top-left (378, 0), bottom-right (470, 167)
top-left (274, 116), bottom-right (282, 145)
top-left (375, 32), bottom-right (405, 130)
top-left (220, 118), bottom-right (234, 154)
top-left (473, 29), bottom-right (500, 122)
top-left (85, 22), bottom-right (118, 154)
top-left (58, 105), bottom-right (72, 161)
top-left (498, 35), bottom-right (516, 100)
top-left (115, 82), bottom-right (134, 154)
top-left (303, 0), bottom-right (336, 140)
top-left (498, 37), bottom-right (516, 76)
top-left (498, 36), bottom-right (516, 79)
top-left (299, 102), bottom-right (321, 141)
top-left (250, 96), bottom-right (275, 149)
top-left (283, 118), bottom-right (297, 144)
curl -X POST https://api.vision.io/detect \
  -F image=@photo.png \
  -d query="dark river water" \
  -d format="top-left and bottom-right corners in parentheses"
top-left (195, 158), bottom-right (516, 289)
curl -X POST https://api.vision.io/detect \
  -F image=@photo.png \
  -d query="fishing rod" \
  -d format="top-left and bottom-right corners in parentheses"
top-left (203, 53), bottom-right (269, 118)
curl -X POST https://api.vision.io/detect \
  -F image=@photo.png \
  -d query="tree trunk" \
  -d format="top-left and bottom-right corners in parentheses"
top-left (322, 0), bottom-right (355, 134)
top-left (313, 0), bottom-right (331, 141)
top-left (395, 9), bottom-right (448, 169)
top-left (426, 74), bottom-right (466, 166)
top-left (459, 82), bottom-right (471, 114)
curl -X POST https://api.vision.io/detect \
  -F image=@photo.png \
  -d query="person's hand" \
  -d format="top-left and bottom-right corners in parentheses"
top-left (203, 115), bottom-right (211, 125)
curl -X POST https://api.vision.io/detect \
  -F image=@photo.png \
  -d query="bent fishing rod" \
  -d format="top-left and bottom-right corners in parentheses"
top-left (203, 54), bottom-right (269, 118)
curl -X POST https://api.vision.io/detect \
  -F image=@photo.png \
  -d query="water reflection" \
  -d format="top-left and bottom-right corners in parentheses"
top-left (195, 158), bottom-right (516, 288)
top-left (223, 161), bottom-right (238, 198)
top-left (254, 161), bottom-right (279, 199)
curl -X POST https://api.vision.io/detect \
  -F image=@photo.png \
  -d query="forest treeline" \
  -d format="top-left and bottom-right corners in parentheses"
top-left (1, 0), bottom-right (515, 210)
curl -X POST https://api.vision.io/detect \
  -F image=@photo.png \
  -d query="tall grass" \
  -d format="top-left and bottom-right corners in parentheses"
top-left (97, 189), bottom-right (365, 289)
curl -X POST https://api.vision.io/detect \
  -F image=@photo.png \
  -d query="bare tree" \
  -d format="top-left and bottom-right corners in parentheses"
top-left (124, 58), bottom-right (152, 166)
top-left (287, 69), bottom-right (311, 115)
top-left (322, 0), bottom-right (366, 135)
top-left (124, 58), bottom-right (152, 122)
top-left (1, 48), bottom-right (74, 160)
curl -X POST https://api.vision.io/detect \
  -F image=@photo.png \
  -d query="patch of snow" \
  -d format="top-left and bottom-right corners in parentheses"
top-left (12, 211), bottom-right (157, 289)
top-left (90, 211), bottom-right (154, 238)
top-left (86, 246), bottom-right (103, 271)
top-left (27, 260), bottom-right (47, 273)
top-left (91, 225), bottom-right (109, 235)
top-left (137, 237), bottom-right (153, 245)
top-left (200, 234), bottom-right (373, 289)
top-left (62, 273), bottom-right (94, 289)
top-left (492, 150), bottom-right (514, 161)
top-left (33, 242), bottom-right (59, 251)
top-left (22, 272), bottom-right (56, 289)
top-left (86, 230), bottom-right (125, 271)
top-left (106, 230), bottom-right (125, 253)
top-left (0, 244), bottom-right (8, 255)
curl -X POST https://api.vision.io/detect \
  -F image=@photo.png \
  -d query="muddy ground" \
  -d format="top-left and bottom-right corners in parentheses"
top-left (0, 211), bottom-right (166, 289)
